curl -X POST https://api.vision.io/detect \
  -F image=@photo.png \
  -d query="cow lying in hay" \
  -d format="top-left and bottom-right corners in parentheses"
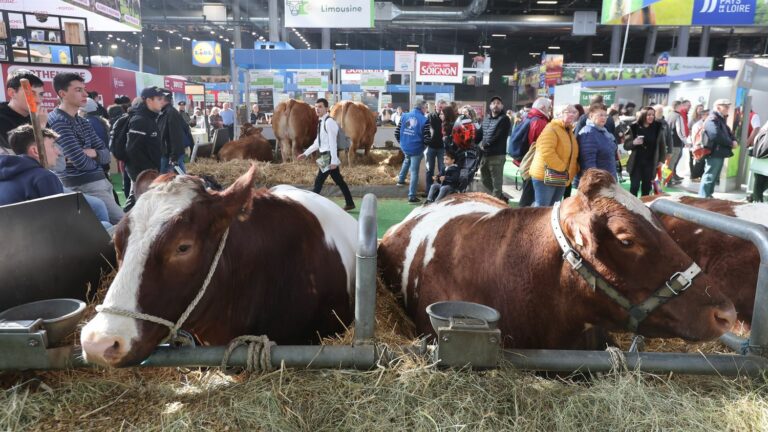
top-left (378, 169), bottom-right (737, 350)
top-left (644, 195), bottom-right (767, 327)
top-left (217, 123), bottom-right (273, 162)
top-left (80, 165), bottom-right (358, 367)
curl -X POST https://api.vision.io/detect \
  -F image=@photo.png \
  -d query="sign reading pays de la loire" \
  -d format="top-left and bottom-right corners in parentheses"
top-left (284, 0), bottom-right (374, 28)
top-left (192, 41), bottom-right (222, 67)
top-left (415, 54), bottom-right (464, 84)
top-left (692, 0), bottom-right (756, 25)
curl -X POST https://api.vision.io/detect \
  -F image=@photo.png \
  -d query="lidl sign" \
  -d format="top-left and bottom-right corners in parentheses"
top-left (192, 41), bottom-right (222, 67)
top-left (601, 0), bottom-right (767, 26)
top-left (284, 0), bottom-right (374, 28)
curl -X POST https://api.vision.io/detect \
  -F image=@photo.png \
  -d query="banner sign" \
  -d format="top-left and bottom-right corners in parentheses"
top-left (561, 64), bottom-right (655, 82)
top-left (249, 70), bottom-right (274, 89)
top-left (284, 0), bottom-right (374, 28)
top-left (579, 90), bottom-right (616, 107)
top-left (544, 53), bottom-right (564, 87)
top-left (192, 41), bottom-right (222, 67)
top-left (415, 54), bottom-right (463, 84)
top-left (654, 52), bottom-right (670, 77)
top-left (602, 0), bottom-right (767, 26)
top-left (164, 76), bottom-right (187, 94)
top-left (360, 71), bottom-right (387, 91)
top-left (256, 88), bottom-right (274, 112)
top-left (668, 56), bottom-right (714, 76)
top-left (341, 69), bottom-right (387, 84)
top-left (3, 0), bottom-right (141, 31)
top-left (297, 70), bottom-right (324, 91)
top-left (394, 51), bottom-right (415, 72)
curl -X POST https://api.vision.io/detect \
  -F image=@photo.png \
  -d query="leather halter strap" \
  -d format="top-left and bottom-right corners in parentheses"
top-left (550, 201), bottom-right (701, 333)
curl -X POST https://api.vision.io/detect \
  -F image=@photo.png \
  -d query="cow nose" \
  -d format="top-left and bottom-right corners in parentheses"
top-left (713, 303), bottom-right (738, 333)
top-left (81, 335), bottom-right (128, 367)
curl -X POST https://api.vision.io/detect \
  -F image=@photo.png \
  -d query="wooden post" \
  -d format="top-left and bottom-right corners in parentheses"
top-left (20, 79), bottom-right (47, 167)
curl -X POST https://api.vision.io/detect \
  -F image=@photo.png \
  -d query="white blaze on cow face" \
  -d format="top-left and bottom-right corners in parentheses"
top-left (398, 199), bottom-right (504, 304)
top-left (599, 183), bottom-right (663, 230)
top-left (734, 203), bottom-right (768, 227)
top-left (80, 177), bottom-right (200, 364)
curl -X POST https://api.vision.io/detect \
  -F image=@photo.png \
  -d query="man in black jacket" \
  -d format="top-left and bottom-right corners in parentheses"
top-left (0, 71), bottom-right (45, 153)
top-left (158, 91), bottom-right (193, 173)
top-left (123, 87), bottom-right (165, 210)
top-left (699, 99), bottom-right (737, 198)
top-left (480, 96), bottom-right (511, 202)
top-left (422, 99), bottom-right (446, 191)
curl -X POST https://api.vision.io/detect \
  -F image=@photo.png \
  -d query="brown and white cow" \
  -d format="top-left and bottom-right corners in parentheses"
top-left (80, 166), bottom-right (358, 367)
top-left (217, 123), bottom-right (273, 162)
top-left (272, 99), bottom-right (317, 163)
top-left (378, 169), bottom-right (737, 350)
top-left (330, 101), bottom-right (377, 166)
top-left (645, 195), bottom-right (767, 326)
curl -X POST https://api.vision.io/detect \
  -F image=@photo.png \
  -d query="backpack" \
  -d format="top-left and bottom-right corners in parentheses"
top-left (109, 112), bottom-right (134, 161)
top-left (323, 118), bottom-right (351, 150)
top-left (452, 116), bottom-right (476, 150)
top-left (507, 116), bottom-right (532, 159)
top-left (691, 123), bottom-right (711, 161)
top-left (754, 128), bottom-right (768, 159)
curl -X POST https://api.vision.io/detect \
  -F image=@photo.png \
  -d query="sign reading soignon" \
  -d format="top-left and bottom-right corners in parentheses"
top-left (192, 41), bottom-right (222, 67)
top-left (415, 54), bottom-right (464, 84)
top-left (284, 0), bottom-right (374, 28)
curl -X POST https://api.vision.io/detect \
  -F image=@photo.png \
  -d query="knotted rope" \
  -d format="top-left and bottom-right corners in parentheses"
top-left (220, 335), bottom-right (275, 373)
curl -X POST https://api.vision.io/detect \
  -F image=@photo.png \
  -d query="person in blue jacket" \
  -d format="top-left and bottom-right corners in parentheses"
top-left (576, 103), bottom-right (618, 186)
top-left (394, 101), bottom-right (428, 203)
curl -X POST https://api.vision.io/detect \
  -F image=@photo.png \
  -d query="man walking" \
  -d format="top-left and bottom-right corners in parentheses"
top-left (220, 102), bottom-right (235, 140)
top-left (480, 96), bottom-right (511, 202)
top-left (699, 99), bottom-right (738, 198)
top-left (298, 98), bottom-right (355, 211)
top-left (394, 101), bottom-right (428, 204)
top-left (48, 72), bottom-right (124, 224)
top-left (158, 91), bottom-right (193, 173)
top-left (667, 100), bottom-right (687, 185)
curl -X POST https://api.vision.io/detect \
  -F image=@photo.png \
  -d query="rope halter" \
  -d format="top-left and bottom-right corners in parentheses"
top-left (96, 227), bottom-right (230, 344)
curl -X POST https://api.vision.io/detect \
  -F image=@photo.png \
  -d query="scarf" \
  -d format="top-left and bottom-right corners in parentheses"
top-left (586, 119), bottom-right (616, 143)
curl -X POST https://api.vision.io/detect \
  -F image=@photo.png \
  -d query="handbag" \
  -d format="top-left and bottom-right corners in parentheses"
top-left (519, 142), bottom-right (537, 180)
top-left (543, 132), bottom-right (574, 187)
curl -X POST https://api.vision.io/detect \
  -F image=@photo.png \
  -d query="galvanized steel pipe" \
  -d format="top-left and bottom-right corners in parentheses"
top-left (355, 194), bottom-right (378, 344)
top-left (649, 199), bottom-right (768, 356)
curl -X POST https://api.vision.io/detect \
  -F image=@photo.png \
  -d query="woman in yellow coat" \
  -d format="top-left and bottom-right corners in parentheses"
top-left (529, 104), bottom-right (580, 206)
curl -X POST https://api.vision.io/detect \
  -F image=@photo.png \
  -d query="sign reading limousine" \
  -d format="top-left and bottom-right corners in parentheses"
top-left (284, 0), bottom-right (374, 28)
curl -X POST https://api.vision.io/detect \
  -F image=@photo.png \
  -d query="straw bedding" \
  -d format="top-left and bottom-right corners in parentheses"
top-left (2, 272), bottom-right (767, 431)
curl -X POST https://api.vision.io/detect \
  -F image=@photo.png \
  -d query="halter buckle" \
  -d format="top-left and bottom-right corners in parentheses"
top-left (562, 248), bottom-right (583, 270)
top-left (664, 271), bottom-right (693, 296)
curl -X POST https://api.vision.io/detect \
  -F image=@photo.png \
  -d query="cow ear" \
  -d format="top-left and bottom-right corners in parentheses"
top-left (576, 169), bottom-right (617, 201)
top-left (561, 200), bottom-right (600, 256)
top-left (215, 164), bottom-right (258, 222)
top-left (133, 169), bottom-right (162, 199)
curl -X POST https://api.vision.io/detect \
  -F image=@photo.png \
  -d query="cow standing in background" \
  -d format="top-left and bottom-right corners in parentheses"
top-left (379, 169), bottom-right (736, 350)
top-left (645, 195), bottom-right (768, 327)
top-left (331, 101), bottom-right (377, 166)
top-left (80, 165), bottom-right (358, 367)
top-left (217, 123), bottom-right (273, 162)
top-left (272, 99), bottom-right (317, 163)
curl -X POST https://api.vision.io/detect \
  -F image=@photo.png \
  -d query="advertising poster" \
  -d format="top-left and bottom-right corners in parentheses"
top-left (3, 0), bottom-right (141, 31)
top-left (3, 64), bottom-right (93, 110)
top-left (284, 0), bottom-right (373, 28)
top-left (249, 70), bottom-right (274, 89)
top-left (256, 89), bottom-right (274, 112)
top-left (544, 54), bottom-right (564, 87)
top-left (297, 71), bottom-right (324, 91)
top-left (394, 51), bottom-right (415, 72)
top-left (561, 64), bottom-right (655, 82)
top-left (192, 41), bottom-right (222, 67)
top-left (602, 0), bottom-right (767, 26)
top-left (416, 54), bottom-right (464, 84)
top-left (360, 71), bottom-right (387, 91)
top-left (654, 52), bottom-right (670, 77)
top-left (579, 89), bottom-right (616, 107)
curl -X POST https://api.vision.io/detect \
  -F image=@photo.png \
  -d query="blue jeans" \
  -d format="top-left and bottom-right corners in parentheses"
top-left (161, 155), bottom-right (186, 174)
top-left (64, 188), bottom-right (112, 230)
top-left (427, 184), bottom-right (455, 202)
top-left (398, 153), bottom-right (424, 199)
top-left (699, 156), bottom-right (725, 198)
top-left (425, 147), bottom-right (445, 190)
top-left (532, 179), bottom-right (566, 207)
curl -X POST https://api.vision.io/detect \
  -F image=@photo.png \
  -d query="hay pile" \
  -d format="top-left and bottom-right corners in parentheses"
top-left (3, 273), bottom-right (768, 430)
top-left (188, 150), bottom-right (400, 188)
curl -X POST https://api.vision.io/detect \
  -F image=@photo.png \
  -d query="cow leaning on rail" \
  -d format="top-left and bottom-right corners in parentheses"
top-left (644, 195), bottom-right (768, 327)
top-left (80, 165), bottom-right (357, 367)
top-left (378, 169), bottom-right (737, 350)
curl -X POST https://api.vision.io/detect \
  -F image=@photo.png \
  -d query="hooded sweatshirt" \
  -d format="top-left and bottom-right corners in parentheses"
top-left (0, 154), bottom-right (63, 205)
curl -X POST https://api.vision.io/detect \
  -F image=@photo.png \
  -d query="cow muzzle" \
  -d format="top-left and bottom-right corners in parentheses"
top-left (80, 331), bottom-right (131, 367)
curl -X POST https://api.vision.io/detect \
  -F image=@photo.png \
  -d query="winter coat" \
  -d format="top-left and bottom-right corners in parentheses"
top-left (703, 111), bottom-right (735, 159)
top-left (625, 121), bottom-right (667, 175)
top-left (0, 154), bottom-right (63, 205)
top-left (529, 119), bottom-right (580, 186)
top-left (577, 121), bottom-right (617, 181)
top-left (395, 108), bottom-right (427, 156)
top-left (480, 112), bottom-right (511, 157)
top-left (125, 103), bottom-right (162, 179)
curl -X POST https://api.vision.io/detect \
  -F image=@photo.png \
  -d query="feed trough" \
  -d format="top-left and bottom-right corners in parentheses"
top-left (0, 298), bottom-right (85, 347)
top-left (426, 301), bottom-right (501, 332)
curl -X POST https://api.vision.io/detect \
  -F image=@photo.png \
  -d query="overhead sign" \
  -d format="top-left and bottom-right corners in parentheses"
top-left (415, 54), bottom-right (463, 84)
top-left (164, 76), bottom-right (187, 93)
top-left (360, 71), bottom-right (387, 91)
top-left (580, 89), bottom-right (616, 107)
top-left (249, 70), bottom-right (274, 89)
top-left (297, 70), bottom-right (324, 91)
top-left (602, 0), bottom-right (767, 26)
top-left (667, 56), bottom-right (713, 76)
top-left (394, 51), bottom-right (415, 72)
top-left (284, 0), bottom-right (374, 28)
top-left (192, 41), bottom-right (222, 67)
top-left (341, 69), bottom-right (387, 84)
top-left (3, 0), bottom-right (141, 31)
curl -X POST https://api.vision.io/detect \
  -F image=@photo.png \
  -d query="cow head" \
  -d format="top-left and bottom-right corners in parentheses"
top-left (239, 123), bottom-right (263, 139)
top-left (560, 169), bottom-right (736, 340)
top-left (80, 165), bottom-right (259, 367)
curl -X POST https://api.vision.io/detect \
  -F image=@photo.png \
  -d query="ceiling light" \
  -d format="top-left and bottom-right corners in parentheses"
top-left (182, 36), bottom-right (191, 41)
top-left (154, 46), bottom-right (160, 50)
top-left (406, 44), bottom-right (419, 48)
top-left (693, 78), bottom-right (703, 81)
top-left (108, 34), bottom-right (113, 37)
top-left (110, 44), bottom-right (117, 49)
top-left (592, 53), bottom-right (604, 57)
top-left (210, 30), bottom-right (216, 34)
top-left (491, 34), bottom-right (506, 38)
top-left (526, 17), bottom-right (550, 22)
top-left (673, 80), bottom-right (683, 83)
top-left (168, 30), bottom-right (174, 33)
top-left (335, 43), bottom-right (348, 46)
top-left (537, 0), bottom-right (557, 3)
top-left (481, 45), bottom-right (491, 48)
top-left (762, 54), bottom-right (768, 57)
top-left (717, 63), bottom-right (724, 67)
top-left (529, 52), bottom-right (539, 55)
top-left (175, 46), bottom-right (182, 50)
top-left (468, 51), bottom-right (478, 54)
top-left (158, 38), bottom-right (163, 42)
top-left (252, 32), bottom-right (257, 36)
top-left (723, 54), bottom-right (730, 58)
top-left (548, 46), bottom-right (560, 49)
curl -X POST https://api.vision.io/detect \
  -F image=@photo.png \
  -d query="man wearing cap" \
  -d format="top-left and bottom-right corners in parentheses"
top-left (479, 96), bottom-right (511, 202)
top-left (123, 86), bottom-right (165, 209)
top-left (178, 100), bottom-right (192, 126)
top-left (699, 99), bottom-right (738, 198)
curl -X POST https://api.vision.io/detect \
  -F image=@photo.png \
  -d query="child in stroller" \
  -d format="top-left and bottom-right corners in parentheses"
top-left (450, 114), bottom-right (483, 193)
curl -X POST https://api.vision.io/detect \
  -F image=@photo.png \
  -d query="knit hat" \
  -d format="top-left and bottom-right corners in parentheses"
top-left (84, 98), bottom-right (98, 114)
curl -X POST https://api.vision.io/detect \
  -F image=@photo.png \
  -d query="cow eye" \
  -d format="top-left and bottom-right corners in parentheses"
top-left (619, 238), bottom-right (634, 247)
top-left (177, 244), bottom-right (192, 254)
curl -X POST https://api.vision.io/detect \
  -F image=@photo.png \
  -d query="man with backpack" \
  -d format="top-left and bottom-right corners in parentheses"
top-left (158, 90), bottom-right (193, 174)
top-left (509, 97), bottom-right (551, 207)
top-left (298, 98), bottom-right (355, 211)
top-left (699, 99), bottom-right (738, 198)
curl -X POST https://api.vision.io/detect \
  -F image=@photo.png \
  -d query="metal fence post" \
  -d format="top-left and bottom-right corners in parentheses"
top-left (354, 194), bottom-right (378, 345)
